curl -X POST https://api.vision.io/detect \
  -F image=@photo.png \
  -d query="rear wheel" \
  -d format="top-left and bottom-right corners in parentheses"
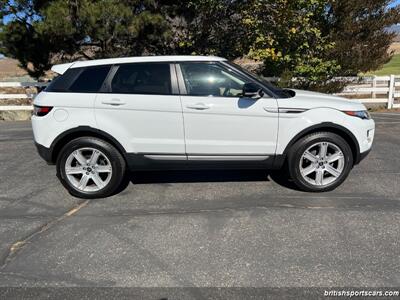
top-left (57, 137), bottom-right (126, 199)
top-left (288, 132), bottom-right (353, 192)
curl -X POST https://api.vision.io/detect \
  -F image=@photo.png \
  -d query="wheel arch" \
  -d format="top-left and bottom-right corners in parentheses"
top-left (275, 122), bottom-right (361, 168)
top-left (49, 126), bottom-right (128, 164)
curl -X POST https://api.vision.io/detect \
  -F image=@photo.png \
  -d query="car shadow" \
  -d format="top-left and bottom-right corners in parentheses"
top-left (114, 169), bottom-right (300, 194)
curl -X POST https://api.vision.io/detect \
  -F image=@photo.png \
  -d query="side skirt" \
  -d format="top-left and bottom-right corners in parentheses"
top-left (126, 154), bottom-right (281, 171)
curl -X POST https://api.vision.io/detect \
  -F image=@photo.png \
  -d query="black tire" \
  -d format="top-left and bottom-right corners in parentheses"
top-left (287, 132), bottom-right (353, 192)
top-left (56, 137), bottom-right (126, 199)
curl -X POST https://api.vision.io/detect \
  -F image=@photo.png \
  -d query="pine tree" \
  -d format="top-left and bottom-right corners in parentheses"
top-left (1, 0), bottom-right (400, 81)
top-left (325, 0), bottom-right (400, 75)
top-left (0, 0), bottom-right (172, 78)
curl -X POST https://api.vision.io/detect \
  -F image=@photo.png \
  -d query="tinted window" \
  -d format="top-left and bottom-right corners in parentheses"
top-left (45, 68), bottom-right (81, 92)
top-left (111, 63), bottom-right (171, 95)
top-left (224, 61), bottom-right (290, 98)
top-left (69, 66), bottom-right (111, 93)
top-left (180, 63), bottom-right (247, 97)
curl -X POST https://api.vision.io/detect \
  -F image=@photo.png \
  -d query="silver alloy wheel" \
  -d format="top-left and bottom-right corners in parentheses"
top-left (65, 147), bottom-right (112, 192)
top-left (299, 142), bottom-right (345, 187)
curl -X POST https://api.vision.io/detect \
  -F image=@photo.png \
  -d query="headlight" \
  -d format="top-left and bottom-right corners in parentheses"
top-left (343, 110), bottom-right (370, 120)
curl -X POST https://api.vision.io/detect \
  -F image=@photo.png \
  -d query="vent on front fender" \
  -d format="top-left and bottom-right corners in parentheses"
top-left (279, 108), bottom-right (308, 114)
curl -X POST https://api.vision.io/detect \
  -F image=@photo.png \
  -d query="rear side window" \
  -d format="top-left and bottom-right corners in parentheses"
top-left (69, 66), bottom-right (110, 93)
top-left (45, 65), bottom-right (111, 93)
top-left (110, 63), bottom-right (171, 95)
top-left (45, 68), bottom-right (81, 92)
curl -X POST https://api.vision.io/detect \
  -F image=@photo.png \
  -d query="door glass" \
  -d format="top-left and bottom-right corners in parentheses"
top-left (45, 68), bottom-right (82, 92)
top-left (111, 63), bottom-right (171, 95)
top-left (68, 66), bottom-right (111, 93)
top-left (180, 63), bottom-right (247, 97)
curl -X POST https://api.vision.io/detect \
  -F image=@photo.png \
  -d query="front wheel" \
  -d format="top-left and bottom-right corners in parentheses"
top-left (56, 137), bottom-right (126, 199)
top-left (288, 132), bottom-right (353, 192)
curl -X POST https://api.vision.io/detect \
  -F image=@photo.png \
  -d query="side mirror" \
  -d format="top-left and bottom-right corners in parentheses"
top-left (242, 82), bottom-right (264, 99)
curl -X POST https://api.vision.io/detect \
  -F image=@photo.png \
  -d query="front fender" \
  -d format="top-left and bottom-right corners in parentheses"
top-left (275, 108), bottom-right (375, 167)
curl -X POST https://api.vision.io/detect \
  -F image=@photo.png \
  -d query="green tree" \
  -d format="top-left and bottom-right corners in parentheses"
top-left (167, 0), bottom-right (250, 59)
top-left (0, 0), bottom-right (54, 78)
top-left (0, 0), bottom-right (172, 78)
top-left (36, 0), bottom-right (172, 57)
top-left (243, 0), bottom-right (340, 86)
top-left (324, 0), bottom-right (400, 76)
top-left (2, 0), bottom-right (400, 84)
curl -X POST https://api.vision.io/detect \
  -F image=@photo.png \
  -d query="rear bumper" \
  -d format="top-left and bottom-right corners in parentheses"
top-left (35, 142), bottom-right (53, 164)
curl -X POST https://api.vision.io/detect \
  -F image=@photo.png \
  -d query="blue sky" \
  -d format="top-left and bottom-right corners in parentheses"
top-left (2, 15), bottom-right (13, 24)
top-left (390, 0), bottom-right (400, 7)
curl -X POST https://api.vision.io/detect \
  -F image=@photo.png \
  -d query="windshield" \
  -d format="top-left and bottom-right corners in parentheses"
top-left (224, 61), bottom-right (292, 98)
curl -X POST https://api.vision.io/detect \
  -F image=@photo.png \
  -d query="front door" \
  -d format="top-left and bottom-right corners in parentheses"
top-left (178, 62), bottom-right (279, 159)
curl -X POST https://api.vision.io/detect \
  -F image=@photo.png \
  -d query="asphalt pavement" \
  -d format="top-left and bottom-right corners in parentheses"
top-left (0, 113), bottom-right (399, 290)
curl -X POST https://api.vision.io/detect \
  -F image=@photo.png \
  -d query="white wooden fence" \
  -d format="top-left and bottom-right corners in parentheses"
top-left (0, 81), bottom-right (47, 111)
top-left (335, 75), bottom-right (400, 109)
top-left (0, 76), bottom-right (400, 111)
top-left (264, 75), bottom-right (400, 109)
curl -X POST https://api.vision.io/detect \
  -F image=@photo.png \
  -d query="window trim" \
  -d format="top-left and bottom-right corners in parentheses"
top-left (170, 64), bottom-right (180, 95)
top-left (176, 61), bottom-right (272, 98)
top-left (174, 63), bottom-right (187, 95)
top-left (45, 60), bottom-right (277, 97)
top-left (100, 65), bottom-right (119, 93)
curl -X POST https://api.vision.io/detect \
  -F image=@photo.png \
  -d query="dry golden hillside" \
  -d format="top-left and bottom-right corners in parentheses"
top-left (0, 58), bottom-right (28, 79)
top-left (390, 42), bottom-right (400, 54)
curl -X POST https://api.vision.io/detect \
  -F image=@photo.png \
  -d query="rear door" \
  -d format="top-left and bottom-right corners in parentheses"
top-left (177, 62), bottom-right (279, 158)
top-left (94, 63), bottom-right (185, 155)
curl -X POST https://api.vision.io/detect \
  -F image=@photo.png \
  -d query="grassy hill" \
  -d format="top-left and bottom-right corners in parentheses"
top-left (368, 54), bottom-right (400, 76)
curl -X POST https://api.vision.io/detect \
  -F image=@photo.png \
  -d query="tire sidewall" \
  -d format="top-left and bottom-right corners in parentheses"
top-left (57, 137), bottom-right (125, 199)
top-left (289, 133), bottom-right (353, 192)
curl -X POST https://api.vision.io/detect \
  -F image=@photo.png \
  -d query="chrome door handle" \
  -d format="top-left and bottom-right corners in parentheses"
top-left (102, 98), bottom-right (126, 106)
top-left (186, 103), bottom-right (210, 110)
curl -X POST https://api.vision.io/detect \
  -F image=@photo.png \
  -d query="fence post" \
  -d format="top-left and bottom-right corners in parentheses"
top-left (387, 75), bottom-right (395, 109)
top-left (372, 76), bottom-right (376, 99)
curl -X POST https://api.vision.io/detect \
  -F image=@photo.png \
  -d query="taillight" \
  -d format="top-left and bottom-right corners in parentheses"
top-left (33, 105), bottom-right (53, 117)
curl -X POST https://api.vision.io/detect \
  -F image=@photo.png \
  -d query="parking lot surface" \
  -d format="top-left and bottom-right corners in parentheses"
top-left (0, 112), bottom-right (399, 288)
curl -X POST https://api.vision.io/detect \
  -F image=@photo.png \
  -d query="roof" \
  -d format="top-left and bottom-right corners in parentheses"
top-left (51, 56), bottom-right (226, 74)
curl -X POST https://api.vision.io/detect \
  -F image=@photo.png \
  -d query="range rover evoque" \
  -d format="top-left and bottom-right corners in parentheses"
top-left (32, 56), bottom-right (375, 198)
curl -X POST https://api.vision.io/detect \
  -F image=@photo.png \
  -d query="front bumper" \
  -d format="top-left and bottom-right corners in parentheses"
top-left (356, 148), bottom-right (371, 165)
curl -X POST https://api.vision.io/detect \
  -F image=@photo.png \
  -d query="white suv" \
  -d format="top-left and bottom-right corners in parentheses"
top-left (32, 56), bottom-right (375, 198)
